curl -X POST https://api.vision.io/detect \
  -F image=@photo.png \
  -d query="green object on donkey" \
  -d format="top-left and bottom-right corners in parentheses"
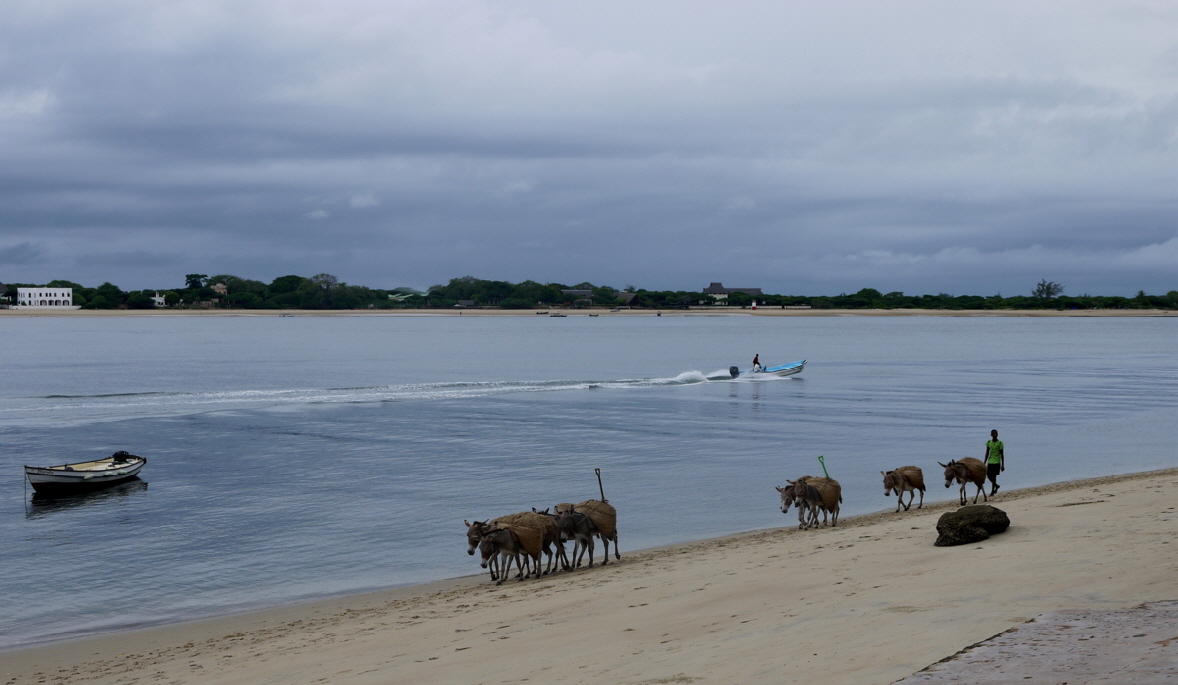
top-left (818, 455), bottom-right (830, 479)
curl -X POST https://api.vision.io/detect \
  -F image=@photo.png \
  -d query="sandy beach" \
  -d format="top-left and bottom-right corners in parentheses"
top-left (4, 468), bottom-right (1176, 684)
top-left (1, 307), bottom-right (1173, 318)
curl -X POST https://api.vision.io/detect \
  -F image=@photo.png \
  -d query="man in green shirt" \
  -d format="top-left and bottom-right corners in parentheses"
top-left (985, 429), bottom-right (1004, 495)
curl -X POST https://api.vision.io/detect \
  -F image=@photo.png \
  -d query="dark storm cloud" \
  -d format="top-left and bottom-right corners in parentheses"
top-left (0, 1), bottom-right (1174, 294)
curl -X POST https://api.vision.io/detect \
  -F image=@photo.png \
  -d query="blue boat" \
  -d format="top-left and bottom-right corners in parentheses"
top-left (710, 359), bottom-right (806, 380)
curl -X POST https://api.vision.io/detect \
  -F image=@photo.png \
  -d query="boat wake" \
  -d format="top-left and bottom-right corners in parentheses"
top-left (2, 370), bottom-right (769, 427)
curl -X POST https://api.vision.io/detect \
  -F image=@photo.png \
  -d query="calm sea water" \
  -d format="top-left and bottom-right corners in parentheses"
top-left (1, 314), bottom-right (1175, 647)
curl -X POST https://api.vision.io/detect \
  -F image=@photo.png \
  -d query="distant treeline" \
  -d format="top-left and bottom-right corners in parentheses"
top-left (4, 275), bottom-right (1176, 311)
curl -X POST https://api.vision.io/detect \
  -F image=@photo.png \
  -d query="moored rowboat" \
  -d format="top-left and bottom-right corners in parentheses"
top-left (24, 451), bottom-right (147, 494)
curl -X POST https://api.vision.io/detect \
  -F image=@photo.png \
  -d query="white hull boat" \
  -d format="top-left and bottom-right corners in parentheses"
top-left (24, 451), bottom-right (147, 494)
top-left (708, 359), bottom-right (806, 380)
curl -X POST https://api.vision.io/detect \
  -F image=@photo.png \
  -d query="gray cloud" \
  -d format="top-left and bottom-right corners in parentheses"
top-left (0, 1), bottom-right (1174, 295)
top-left (0, 242), bottom-right (47, 266)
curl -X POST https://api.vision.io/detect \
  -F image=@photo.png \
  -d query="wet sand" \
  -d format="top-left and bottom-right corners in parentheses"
top-left (3, 468), bottom-right (1176, 684)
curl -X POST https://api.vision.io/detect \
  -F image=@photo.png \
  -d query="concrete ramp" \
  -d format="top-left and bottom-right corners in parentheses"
top-left (895, 600), bottom-right (1178, 684)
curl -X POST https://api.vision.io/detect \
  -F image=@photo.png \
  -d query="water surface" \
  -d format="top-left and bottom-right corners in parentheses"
top-left (2, 314), bottom-right (1174, 646)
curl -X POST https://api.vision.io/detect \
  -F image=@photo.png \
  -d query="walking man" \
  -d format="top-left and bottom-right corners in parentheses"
top-left (985, 429), bottom-right (1004, 495)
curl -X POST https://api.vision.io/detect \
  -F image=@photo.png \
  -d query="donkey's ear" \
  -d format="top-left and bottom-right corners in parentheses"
top-left (880, 471), bottom-right (886, 476)
top-left (464, 519), bottom-right (470, 526)
top-left (775, 486), bottom-right (784, 493)
top-left (937, 462), bottom-right (947, 468)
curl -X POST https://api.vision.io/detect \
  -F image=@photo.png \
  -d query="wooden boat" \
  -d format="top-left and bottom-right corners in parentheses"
top-left (549, 312), bottom-right (567, 317)
top-left (708, 359), bottom-right (806, 380)
top-left (24, 451), bottom-right (147, 494)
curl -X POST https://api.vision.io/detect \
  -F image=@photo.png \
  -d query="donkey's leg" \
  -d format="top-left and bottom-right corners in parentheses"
top-left (902, 490), bottom-right (912, 511)
top-left (917, 488), bottom-right (924, 509)
top-left (613, 533), bottom-right (621, 560)
top-left (600, 535), bottom-right (610, 565)
top-left (556, 539), bottom-right (571, 571)
top-left (502, 553), bottom-right (514, 581)
top-left (573, 536), bottom-right (588, 568)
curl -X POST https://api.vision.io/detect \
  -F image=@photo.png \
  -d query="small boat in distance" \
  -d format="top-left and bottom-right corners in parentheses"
top-left (24, 451), bottom-right (147, 495)
top-left (549, 312), bottom-right (567, 317)
top-left (707, 359), bottom-right (806, 380)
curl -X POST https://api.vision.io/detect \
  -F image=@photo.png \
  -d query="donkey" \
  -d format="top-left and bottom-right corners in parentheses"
top-left (882, 466), bottom-right (926, 512)
top-left (789, 479), bottom-right (824, 530)
top-left (572, 500), bottom-right (620, 565)
top-left (478, 527), bottom-right (525, 585)
top-left (531, 508), bottom-right (572, 573)
top-left (465, 519), bottom-right (501, 580)
top-left (775, 483), bottom-right (810, 530)
top-left (555, 507), bottom-right (597, 568)
top-left (939, 458), bottom-right (987, 506)
top-left (795, 476), bottom-right (843, 528)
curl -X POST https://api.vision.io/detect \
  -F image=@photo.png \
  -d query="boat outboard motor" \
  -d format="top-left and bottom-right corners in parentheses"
top-left (729, 366), bottom-right (740, 378)
top-left (111, 450), bottom-right (130, 462)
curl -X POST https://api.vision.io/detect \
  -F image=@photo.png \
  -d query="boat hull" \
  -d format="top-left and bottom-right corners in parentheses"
top-left (24, 457), bottom-right (146, 494)
top-left (761, 360), bottom-right (806, 377)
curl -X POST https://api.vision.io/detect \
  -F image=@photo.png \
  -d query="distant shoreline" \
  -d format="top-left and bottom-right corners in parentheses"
top-left (2, 307), bottom-right (1173, 318)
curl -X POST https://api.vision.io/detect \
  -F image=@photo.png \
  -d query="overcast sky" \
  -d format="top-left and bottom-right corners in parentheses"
top-left (1, 1), bottom-right (1174, 295)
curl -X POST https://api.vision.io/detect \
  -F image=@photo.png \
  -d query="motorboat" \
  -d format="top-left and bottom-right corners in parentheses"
top-left (708, 359), bottom-right (806, 380)
top-left (24, 451), bottom-right (147, 494)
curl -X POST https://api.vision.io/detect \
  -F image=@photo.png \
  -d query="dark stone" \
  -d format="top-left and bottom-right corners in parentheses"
top-left (935, 505), bottom-right (1010, 547)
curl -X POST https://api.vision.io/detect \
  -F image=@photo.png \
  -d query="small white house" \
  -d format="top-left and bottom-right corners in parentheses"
top-left (17, 287), bottom-right (78, 308)
top-left (151, 292), bottom-right (166, 307)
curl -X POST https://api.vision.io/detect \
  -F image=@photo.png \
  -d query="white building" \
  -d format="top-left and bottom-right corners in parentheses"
top-left (151, 292), bottom-right (166, 307)
top-left (17, 287), bottom-right (78, 308)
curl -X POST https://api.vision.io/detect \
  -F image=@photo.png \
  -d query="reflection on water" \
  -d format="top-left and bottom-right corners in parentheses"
top-left (26, 479), bottom-right (149, 519)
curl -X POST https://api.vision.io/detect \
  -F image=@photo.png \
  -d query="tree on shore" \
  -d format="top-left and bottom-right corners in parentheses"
top-left (1032, 280), bottom-right (1064, 299)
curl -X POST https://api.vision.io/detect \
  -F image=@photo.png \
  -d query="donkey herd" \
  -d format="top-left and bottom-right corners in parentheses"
top-left (777, 457), bottom-right (992, 529)
top-left (464, 500), bottom-right (619, 585)
top-left (466, 458), bottom-right (993, 585)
